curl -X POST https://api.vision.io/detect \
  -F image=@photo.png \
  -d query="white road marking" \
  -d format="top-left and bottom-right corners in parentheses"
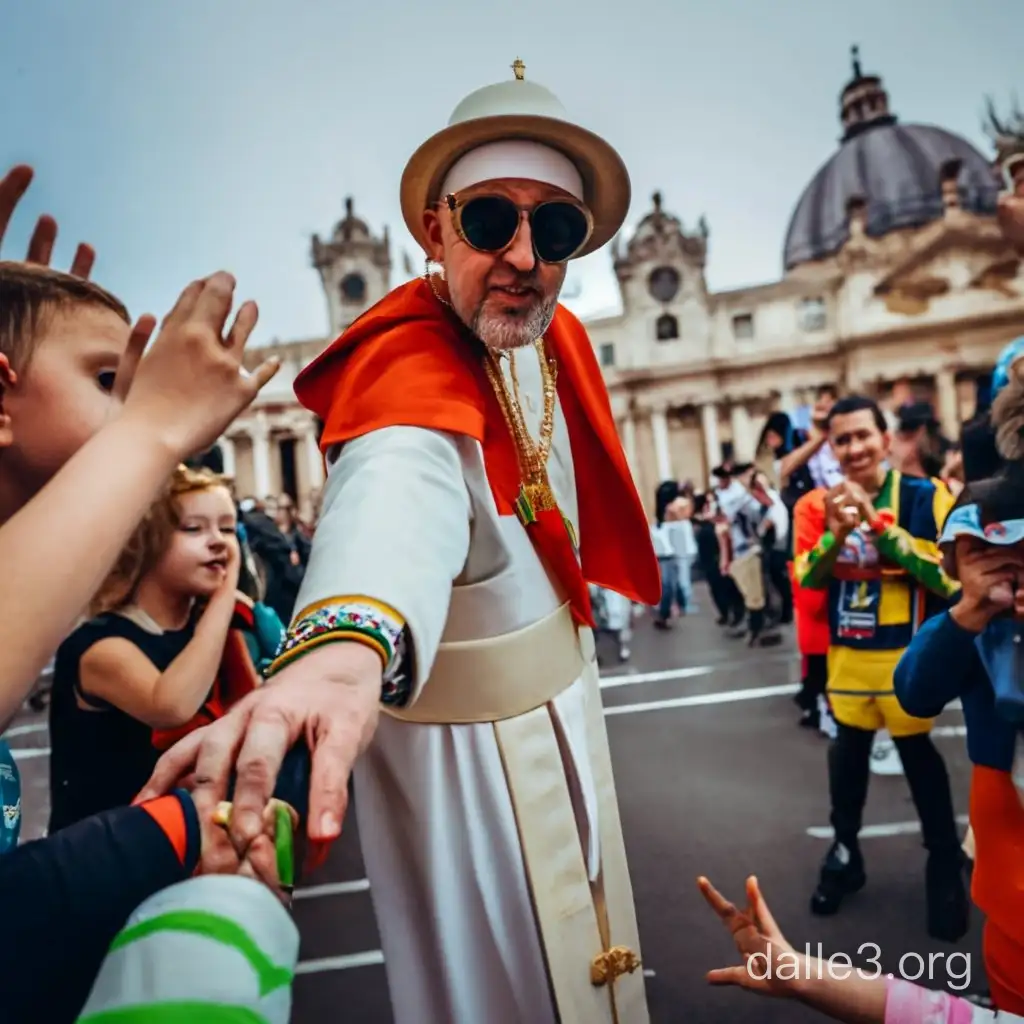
top-left (3, 723), bottom-right (48, 739)
top-left (9, 747), bottom-right (50, 760)
top-left (807, 815), bottom-right (970, 840)
top-left (600, 654), bottom-right (794, 689)
top-left (295, 878), bottom-right (370, 900)
top-left (604, 683), bottom-right (801, 717)
top-left (296, 950), bottom-right (385, 974)
top-left (601, 666), bottom-right (713, 689)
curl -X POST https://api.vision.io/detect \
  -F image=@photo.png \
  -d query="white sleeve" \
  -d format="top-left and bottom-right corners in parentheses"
top-left (281, 426), bottom-right (471, 706)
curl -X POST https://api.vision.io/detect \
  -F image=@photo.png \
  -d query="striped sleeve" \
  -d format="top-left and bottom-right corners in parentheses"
top-left (792, 489), bottom-right (835, 589)
top-left (873, 480), bottom-right (959, 599)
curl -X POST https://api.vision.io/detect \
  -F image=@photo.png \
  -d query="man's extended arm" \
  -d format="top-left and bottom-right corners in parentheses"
top-left (267, 425), bottom-right (473, 705)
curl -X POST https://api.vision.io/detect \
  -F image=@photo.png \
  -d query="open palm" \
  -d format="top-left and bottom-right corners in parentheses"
top-left (698, 875), bottom-right (802, 999)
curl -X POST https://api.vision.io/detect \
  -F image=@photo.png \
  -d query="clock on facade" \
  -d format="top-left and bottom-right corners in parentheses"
top-left (340, 272), bottom-right (367, 302)
top-left (648, 266), bottom-right (680, 303)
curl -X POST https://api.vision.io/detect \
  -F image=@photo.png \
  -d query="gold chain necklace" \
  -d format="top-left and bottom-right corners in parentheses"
top-left (426, 269), bottom-right (558, 523)
top-left (483, 342), bottom-right (558, 521)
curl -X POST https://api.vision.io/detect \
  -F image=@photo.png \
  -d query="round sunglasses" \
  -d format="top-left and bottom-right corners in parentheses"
top-left (443, 192), bottom-right (593, 264)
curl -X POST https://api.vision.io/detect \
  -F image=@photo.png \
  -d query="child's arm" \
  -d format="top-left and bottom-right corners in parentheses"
top-left (0, 791), bottom-right (202, 1022)
top-left (893, 608), bottom-right (980, 718)
top-left (0, 275), bottom-right (278, 726)
top-left (80, 577), bottom-right (241, 729)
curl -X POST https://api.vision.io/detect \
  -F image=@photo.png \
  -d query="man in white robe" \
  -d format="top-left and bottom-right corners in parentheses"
top-left (141, 61), bottom-right (661, 1024)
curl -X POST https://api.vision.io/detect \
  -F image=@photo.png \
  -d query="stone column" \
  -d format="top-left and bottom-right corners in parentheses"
top-left (621, 413), bottom-right (638, 477)
top-left (249, 413), bottom-right (272, 499)
top-left (219, 435), bottom-right (236, 479)
top-left (935, 368), bottom-right (960, 439)
top-left (700, 402), bottom-right (720, 478)
top-left (304, 418), bottom-right (325, 491)
top-left (776, 388), bottom-right (797, 414)
top-left (650, 406), bottom-right (673, 482)
top-left (730, 401), bottom-right (754, 462)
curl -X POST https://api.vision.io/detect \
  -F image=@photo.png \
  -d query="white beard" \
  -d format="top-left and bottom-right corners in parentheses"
top-left (470, 295), bottom-right (559, 351)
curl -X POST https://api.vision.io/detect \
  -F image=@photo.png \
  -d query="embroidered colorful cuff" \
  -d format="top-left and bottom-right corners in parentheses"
top-left (266, 598), bottom-right (411, 706)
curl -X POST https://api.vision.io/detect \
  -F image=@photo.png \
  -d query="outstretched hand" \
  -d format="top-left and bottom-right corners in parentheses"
top-left (698, 875), bottom-right (801, 999)
top-left (135, 642), bottom-right (383, 876)
top-left (0, 165), bottom-right (95, 277)
top-left (113, 273), bottom-right (280, 462)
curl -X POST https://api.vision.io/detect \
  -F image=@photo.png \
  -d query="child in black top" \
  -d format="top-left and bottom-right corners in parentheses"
top-left (49, 465), bottom-right (283, 832)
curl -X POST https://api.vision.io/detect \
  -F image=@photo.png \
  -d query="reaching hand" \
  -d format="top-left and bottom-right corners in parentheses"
top-left (114, 273), bottom-right (280, 462)
top-left (135, 643), bottom-right (383, 873)
top-left (0, 165), bottom-right (95, 277)
top-left (698, 875), bottom-right (802, 999)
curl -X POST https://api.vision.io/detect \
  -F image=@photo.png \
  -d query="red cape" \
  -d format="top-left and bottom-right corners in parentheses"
top-left (293, 278), bottom-right (660, 625)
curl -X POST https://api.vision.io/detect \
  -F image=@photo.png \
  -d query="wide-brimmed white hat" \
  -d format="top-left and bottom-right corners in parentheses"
top-left (400, 61), bottom-right (630, 259)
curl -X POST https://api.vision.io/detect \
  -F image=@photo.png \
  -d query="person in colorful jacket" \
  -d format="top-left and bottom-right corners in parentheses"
top-left (793, 394), bottom-right (967, 942)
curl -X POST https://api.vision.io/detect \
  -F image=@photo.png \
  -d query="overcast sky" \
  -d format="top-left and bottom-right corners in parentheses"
top-left (1, 0), bottom-right (1020, 344)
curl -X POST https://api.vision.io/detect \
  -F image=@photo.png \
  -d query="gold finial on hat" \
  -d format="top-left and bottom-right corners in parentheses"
top-left (511, 57), bottom-right (526, 81)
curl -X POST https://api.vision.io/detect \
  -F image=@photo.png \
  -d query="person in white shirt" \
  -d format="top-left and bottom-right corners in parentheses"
top-left (664, 495), bottom-right (697, 613)
top-left (749, 470), bottom-right (793, 625)
top-left (651, 481), bottom-right (683, 628)
top-left (713, 465), bottom-right (780, 646)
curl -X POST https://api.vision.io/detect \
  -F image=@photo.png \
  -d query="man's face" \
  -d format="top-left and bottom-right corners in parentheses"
top-left (828, 408), bottom-right (889, 484)
top-left (423, 179), bottom-right (570, 351)
top-left (0, 304), bottom-right (130, 512)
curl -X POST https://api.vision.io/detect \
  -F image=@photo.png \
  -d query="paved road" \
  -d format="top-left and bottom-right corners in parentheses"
top-left (7, 587), bottom-right (983, 1022)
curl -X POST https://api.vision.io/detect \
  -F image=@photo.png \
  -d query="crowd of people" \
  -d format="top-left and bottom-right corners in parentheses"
top-left (0, 60), bottom-right (1022, 1024)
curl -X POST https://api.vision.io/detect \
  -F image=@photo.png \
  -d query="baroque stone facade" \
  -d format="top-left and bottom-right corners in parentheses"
top-left (228, 199), bottom-right (394, 519)
top-left (593, 57), bottom-right (1024, 512)
top-left (226, 57), bottom-right (1024, 521)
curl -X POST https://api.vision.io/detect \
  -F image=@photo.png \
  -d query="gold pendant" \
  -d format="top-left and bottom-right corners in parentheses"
top-left (514, 481), bottom-right (557, 526)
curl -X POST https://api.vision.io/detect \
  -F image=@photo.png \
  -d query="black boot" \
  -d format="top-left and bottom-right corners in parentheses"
top-left (810, 840), bottom-right (866, 915)
top-left (891, 733), bottom-right (969, 943)
top-left (926, 851), bottom-right (969, 942)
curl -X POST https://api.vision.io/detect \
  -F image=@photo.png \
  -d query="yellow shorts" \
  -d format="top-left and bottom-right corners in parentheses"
top-left (826, 646), bottom-right (934, 738)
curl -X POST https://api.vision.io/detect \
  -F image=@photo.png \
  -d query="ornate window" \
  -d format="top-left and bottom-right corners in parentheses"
top-left (656, 313), bottom-right (679, 341)
top-left (732, 313), bottom-right (754, 340)
top-left (648, 266), bottom-right (681, 303)
top-left (799, 297), bottom-right (827, 331)
top-left (599, 343), bottom-right (615, 367)
top-left (340, 272), bottom-right (366, 303)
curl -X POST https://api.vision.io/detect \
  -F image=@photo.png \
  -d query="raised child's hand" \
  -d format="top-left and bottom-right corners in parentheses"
top-left (698, 875), bottom-right (801, 999)
top-left (0, 165), bottom-right (95, 277)
top-left (117, 273), bottom-right (279, 462)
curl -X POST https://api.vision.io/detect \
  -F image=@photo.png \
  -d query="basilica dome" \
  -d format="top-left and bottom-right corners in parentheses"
top-left (783, 49), bottom-right (1001, 271)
